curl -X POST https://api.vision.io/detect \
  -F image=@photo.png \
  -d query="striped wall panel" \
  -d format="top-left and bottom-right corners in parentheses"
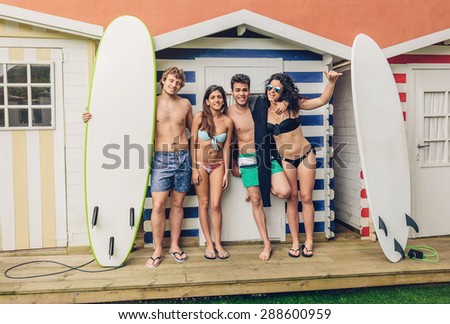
top-left (358, 64), bottom-right (409, 239)
top-left (332, 63), bottom-right (412, 239)
top-left (0, 47), bottom-right (66, 251)
top-left (0, 130), bottom-right (63, 250)
top-left (144, 43), bottom-right (333, 244)
top-left (156, 48), bottom-right (323, 61)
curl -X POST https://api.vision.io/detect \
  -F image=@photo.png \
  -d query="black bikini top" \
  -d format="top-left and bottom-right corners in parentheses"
top-left (267, 116), bottom-right (300, 136)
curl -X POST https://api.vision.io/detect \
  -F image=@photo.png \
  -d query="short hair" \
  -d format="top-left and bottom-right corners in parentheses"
top-left (159, 66), bottom-right (186, 88)
top-left (230, 74), bottom-right (251, 90)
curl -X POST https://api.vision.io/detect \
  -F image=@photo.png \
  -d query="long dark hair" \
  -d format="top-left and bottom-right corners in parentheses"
top-left (200, 85), bottom-right (228, 137)
top-left (265, 73), bottom-right (301, 114)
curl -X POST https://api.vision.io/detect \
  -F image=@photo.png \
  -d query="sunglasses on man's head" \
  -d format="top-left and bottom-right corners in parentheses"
top-left (266, 84), bottom-right (282, 93)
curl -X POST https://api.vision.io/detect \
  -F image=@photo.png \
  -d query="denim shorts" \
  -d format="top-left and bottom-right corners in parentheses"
top-left (150, 150), bottom-right (192, 193)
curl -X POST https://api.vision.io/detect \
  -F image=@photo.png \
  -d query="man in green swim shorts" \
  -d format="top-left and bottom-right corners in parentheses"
top-left (239, 153), bottom-right (284, 187)
top-left (226, 74), bottom-right (290, 261)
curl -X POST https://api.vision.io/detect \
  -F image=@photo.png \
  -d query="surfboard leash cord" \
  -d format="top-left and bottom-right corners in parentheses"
top-left (3, 259), bottom-right (123, 279)
top-left (406, 245), bottom-right (439, 263)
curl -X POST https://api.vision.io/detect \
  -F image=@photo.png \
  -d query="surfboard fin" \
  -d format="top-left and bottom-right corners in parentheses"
top-left (378, 216), bottom-right (388, 236)
top-left (130, 208), bottom-right (135, 229)
top-left (109, 237), bottom-right (114, 259)
top-left (394, 238), bottom-right (405, 259)
top-left (406, 214), bottom-right (419, 233)
top-left (92, 206), bottom-right (99, 228)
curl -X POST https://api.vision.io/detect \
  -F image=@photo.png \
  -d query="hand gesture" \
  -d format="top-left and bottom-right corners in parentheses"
top-left (275, 101), bottom-right (288, 115)
top-left (324, 70), bottom-right (342, 83)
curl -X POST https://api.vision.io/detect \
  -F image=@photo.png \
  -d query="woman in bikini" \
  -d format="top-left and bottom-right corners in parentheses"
top-left (190, 85), bottom-right (234, 260)
top-left (258, 72), bottom-right (340, 258)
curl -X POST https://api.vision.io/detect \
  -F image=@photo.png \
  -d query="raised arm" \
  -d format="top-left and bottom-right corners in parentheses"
top-left (299, 70), bottom-right (342, 110)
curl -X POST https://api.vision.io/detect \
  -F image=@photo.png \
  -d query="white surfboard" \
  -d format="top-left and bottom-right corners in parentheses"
top-left (351, 34), bottom-right (418, 262)
top-left (84, 16), bottom-right (156, 267)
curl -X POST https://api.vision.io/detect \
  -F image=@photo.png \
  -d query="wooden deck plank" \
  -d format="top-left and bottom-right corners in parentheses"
top-left (1, 233), bottom-right (449, 303)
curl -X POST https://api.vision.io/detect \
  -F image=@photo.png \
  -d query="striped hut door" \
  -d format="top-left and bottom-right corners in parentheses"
top-left (412, 68), bottom-right (450, 237)
top-left (198, 58), bottom-right (285, 244)
top-left (0, 47), bottom-right (67, 251)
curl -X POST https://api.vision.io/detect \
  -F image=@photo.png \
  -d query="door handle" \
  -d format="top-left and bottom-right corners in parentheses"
top-left (417, 144), bottom-right (431, 149)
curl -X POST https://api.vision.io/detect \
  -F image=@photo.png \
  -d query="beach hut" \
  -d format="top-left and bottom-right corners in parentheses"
top-left (1, 1), bottom-right (449, 253)
top-left (334, 30), bottom-right (450, 239)
top-left (0, 4), bottom-right (102, 251)
top-left (143, 10), bottom-right (350, 246)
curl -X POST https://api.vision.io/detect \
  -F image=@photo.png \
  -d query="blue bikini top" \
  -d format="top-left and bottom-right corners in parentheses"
top-left (267, 117), bottom-right (300, 136)
top-left (198, 129), bottom-right (227, 151)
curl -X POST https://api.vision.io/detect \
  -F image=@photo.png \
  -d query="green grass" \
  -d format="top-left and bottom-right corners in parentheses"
top-left (129, 283), bottom-right (450, 304)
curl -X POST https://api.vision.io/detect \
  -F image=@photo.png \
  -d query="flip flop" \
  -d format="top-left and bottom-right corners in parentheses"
top-left (146, 255), bottom-right (163, 268)
top-left (204, 250), bottom-right (217, 260)
top-left (288, 248), bottom-right (301, 258)
top-left (301, 244), bottom-right (314, 258)
top-left (216, 250), bottom-right (229, 260)
top-left (170, 251), bottom-right (188, 263)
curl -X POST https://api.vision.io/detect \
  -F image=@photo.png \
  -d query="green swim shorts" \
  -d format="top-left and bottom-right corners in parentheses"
top-left (238, 153), bottom-right (283, 188)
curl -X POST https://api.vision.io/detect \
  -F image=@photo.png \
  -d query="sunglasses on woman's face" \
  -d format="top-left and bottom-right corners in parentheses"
top-left (266, 84), bottom-right (282, 93)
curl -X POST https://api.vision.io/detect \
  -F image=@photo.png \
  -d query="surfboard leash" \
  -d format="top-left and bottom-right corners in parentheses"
top-left (3, 259), bottom-right (123, 279)
top-left (405, 245), bottom-right (439, 263)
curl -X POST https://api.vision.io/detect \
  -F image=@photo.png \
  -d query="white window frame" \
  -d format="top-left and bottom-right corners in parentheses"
top-left (420, 87), bottom-right (450, 167)
top-left (0, 62), bottom-right (55, 130)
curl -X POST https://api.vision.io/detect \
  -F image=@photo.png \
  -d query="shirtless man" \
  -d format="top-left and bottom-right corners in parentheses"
top-left (226, 74), bottom-right (290, 261)
top-left (145, 67), bottom-right (193, 268)
top-left (82, 67), bottom-right (193, 268)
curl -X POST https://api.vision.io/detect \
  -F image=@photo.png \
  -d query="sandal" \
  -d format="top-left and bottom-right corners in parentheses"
top-left (170, 250), bottom-right (188, 263)
top-left (288, 248), bottom-right (300, 258)
top-left (215, 248), bottom-right (230, 260)
top-left (301, 244), bottom-right (314, 258)
top-left (204, 250), bottom-right (217, 260)
top-left (146, 255), bottom-right (163, 268)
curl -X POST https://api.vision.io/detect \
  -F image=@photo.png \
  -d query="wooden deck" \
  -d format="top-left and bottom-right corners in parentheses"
top-left (1, 225), bottom-right (449, 303)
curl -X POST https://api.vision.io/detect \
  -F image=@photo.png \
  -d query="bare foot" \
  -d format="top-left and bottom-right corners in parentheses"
top-left (259, 244), bottom-right (272, 261)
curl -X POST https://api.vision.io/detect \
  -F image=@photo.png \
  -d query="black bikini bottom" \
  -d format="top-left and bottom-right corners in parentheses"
top-left (282, 147), bottom-right (316, 168)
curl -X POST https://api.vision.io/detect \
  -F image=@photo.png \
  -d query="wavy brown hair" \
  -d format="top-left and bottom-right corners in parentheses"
top-left (159, 66), bottom-right (186, 88)
top-left (200, 85), bottom-right (228, 137)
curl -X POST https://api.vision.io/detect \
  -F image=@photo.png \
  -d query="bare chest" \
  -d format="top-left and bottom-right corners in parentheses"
top-left (230, 110), bottom-right (253, 135)
top-left (156, 107), bottom-right (186, 127)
